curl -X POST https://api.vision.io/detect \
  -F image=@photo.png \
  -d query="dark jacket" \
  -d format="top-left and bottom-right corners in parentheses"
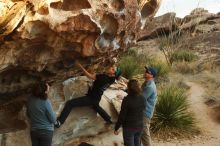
top-left (115, 94), bottom-right (146, 131)
top-left (87, 74), bottom-right (115, 101)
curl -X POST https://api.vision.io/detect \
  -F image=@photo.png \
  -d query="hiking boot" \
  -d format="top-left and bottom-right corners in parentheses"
top-left (54, 120), bottom-right (61, 128)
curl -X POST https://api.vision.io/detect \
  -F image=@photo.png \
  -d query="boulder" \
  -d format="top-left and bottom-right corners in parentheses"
top-left (180, 8), bottom-right (218, 31)
top-left (0, 76), bottom-right (127, 145)
top-left (0, 0), bottom-right (161, 134)
top-left (138, 12), bottom-right (181, 40)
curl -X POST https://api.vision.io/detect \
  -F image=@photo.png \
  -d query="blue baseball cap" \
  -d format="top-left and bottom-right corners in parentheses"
top-left (145, 66), bottom-right (157, 78)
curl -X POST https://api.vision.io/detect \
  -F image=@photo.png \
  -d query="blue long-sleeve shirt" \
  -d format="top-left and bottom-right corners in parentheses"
top-left (142, 80), bottom-right (157, 119)
top-left (27, 97), bottom-right (56, 131)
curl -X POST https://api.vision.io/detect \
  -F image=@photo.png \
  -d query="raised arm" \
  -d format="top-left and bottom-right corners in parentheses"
top-left (75, 62), bottom-right (96, 80)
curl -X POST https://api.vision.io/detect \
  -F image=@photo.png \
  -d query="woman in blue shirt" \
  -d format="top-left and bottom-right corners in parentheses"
top-left (27, 82), bottom-right (56, 146)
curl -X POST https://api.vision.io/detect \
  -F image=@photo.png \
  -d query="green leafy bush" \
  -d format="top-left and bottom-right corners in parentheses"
top-left (152, 86), bottom-right (196, 137)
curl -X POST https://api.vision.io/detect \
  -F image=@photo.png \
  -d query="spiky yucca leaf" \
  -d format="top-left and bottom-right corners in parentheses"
top-left (152, 86), bottom-right (195, 133)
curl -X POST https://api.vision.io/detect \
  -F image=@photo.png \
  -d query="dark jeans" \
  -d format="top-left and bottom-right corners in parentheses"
top-left (30, 130), bottom-right (53, 146)
top-left (58, 96), bottom-right (111, 124)
top-left (123, 128), bottom-right (143, 146)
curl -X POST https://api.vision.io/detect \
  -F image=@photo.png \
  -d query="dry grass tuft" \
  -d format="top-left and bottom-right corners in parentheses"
top-left (172, 61), bottom-right (197, 74)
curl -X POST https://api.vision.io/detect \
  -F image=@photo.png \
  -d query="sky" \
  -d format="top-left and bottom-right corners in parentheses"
top-left (156, 0), bottom-right (220, 18)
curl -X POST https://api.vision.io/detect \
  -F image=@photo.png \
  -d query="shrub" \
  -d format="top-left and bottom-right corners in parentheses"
top-left (158, 34), bottom-right (180, 65)
top-left (151, 86), bottom-right (196, 137)
top-left (118, 49), bottom-right (170, 79)
top-left (173, 61), bottom-right (196, 74)
top-left (197, 59), bottom-right (216, 72)
top-left (118, 55), bottom-right (140, 79)
top-left (148, 59), bottom-right (170, 77)
top-left (170, 50), bottom-right (197, 63)
top-left (118, 49), bottom-right (149, 79)
top-left (124, 48), bottom-right (138, 57)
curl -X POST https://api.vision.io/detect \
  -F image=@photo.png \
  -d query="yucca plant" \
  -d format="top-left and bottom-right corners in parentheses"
top-left (118, 49), bottom-right (170, 79)
top-left (118, 49), bottom-right (149, 79)
top-left (152, 86), bottom-right (196, 136)
top-left (118, 55), bottom-right (140, 79)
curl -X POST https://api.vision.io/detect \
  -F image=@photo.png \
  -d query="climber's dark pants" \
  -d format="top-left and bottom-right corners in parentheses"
top-left (58, 96), bottom-right (111, 124)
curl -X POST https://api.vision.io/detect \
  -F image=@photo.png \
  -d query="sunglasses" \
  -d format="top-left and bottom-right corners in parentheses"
top-left (145, 70), bottom-right (152, 75)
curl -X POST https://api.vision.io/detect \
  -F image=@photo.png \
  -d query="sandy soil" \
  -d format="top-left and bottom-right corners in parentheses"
top-left (152, 81), bottom-right (220, 146)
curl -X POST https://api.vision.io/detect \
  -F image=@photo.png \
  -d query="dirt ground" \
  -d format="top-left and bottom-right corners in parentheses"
top-left (152, 80), bottom-right (220, 146)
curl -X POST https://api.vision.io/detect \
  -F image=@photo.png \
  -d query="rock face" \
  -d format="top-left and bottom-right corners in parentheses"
top-left (139, 8), bottom-right (220, 66)
top-left (139, 8), bottom-right (220, 39)
top-left (0, 0), bottom-right (161, 136)
top-left (0, 76), bottom-right (127, 146)
top-left (0, 0), bottom-right (160, 146)
top-left (138, 12), bottom-right (180, 40)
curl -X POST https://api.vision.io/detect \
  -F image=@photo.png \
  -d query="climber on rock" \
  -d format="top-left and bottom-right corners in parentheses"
top-left (55, 60), bottom-right (122, 128)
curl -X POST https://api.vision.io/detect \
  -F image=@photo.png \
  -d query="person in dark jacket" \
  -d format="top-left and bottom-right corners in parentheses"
top-left (114, 79), bottom-right (145, 146)
top-left (55, 61), bottom-right (121, 128)
top-left (27, 82), bottom-right (56, 146)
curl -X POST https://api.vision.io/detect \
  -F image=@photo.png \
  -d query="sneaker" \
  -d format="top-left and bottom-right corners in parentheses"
top-left (54, 120), bottom-right (61, 128)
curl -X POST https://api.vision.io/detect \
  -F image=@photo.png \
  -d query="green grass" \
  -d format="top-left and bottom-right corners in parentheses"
top-left (170, 50), bottom-right (197, 63)
top-left (118, 55), bottom-right (140, 79)
top-left (148, 59), bottom-right (170, 77)
top-left (118, 49), bottom-right (146, 79)
top-left (118, 49), bottom-right (170, 79)
top-left (124, 48), bottom-right (138, 57)
top-left (151, 86), bottom-right (196, 137)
